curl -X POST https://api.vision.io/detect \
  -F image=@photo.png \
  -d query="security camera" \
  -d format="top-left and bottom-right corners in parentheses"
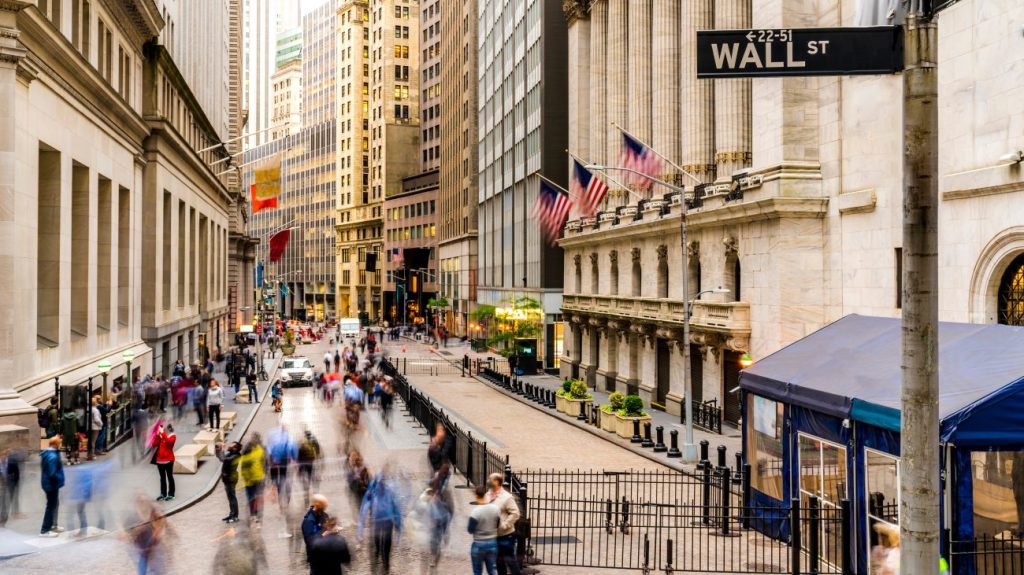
top-left (1000, 150), bottom-right (1023, 164)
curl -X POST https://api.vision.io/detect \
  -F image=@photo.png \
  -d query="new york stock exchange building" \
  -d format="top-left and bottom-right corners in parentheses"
top-left (557, 0), bottom-right (1024, 429)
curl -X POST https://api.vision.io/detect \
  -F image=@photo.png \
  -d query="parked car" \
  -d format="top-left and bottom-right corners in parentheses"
top-left (278, 357), bottom-right (316, 387)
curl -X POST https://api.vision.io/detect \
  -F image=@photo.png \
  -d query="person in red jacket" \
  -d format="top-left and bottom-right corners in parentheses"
top-left (152, 423), bottom-right (176, 501)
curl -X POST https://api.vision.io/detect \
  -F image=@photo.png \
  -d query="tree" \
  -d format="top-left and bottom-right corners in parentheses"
top-left (486, 296), bottom-right (543, 358)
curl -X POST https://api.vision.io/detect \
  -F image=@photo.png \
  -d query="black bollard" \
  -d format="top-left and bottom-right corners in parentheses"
top-left (734, 451), bottom-right (743, 485)
top-left (577, 400), bottom-right (588, 421)
top-left (667, 430), bottom-right (682, 458)
top-left (717, 444), bottom-right (727, 469)
top-left (641, 421), bottom-right (654, 448)
top-left (700, 439), bottom-right (710, 464)
top-left (630, 418), bottom-right (643, 443)
top-left (590, 404), bottom-right (598, 426)
top-left (546, 390), bottom-right (556, 409)
top-left (719, 467), bottom-right (734, 536)
top-left (653, 425), bottom-right (667, 452)
top-left (701, 463), bottom-right (712, 525)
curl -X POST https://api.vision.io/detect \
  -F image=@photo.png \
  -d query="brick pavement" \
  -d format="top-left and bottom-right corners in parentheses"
top-left (388, 337), bottom-right (743, 474)
top-left (0, 351), bottom-right (282, 558)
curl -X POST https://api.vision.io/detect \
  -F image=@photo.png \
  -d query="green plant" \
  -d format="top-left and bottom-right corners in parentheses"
top-left (561, 379), bottom-right (572, 394)
top-left (599, 404), bottom-right (614, 413)
top-left (485, 296), bottom-right (544, 358)
top-left (569, 380), bottom-right (591, 399)
top-left (608, 391), bottom-right (626, 411)
top-left (622, 394), bottom-right (645, 416)
top-left (555, 389), bottom-right (566, 398)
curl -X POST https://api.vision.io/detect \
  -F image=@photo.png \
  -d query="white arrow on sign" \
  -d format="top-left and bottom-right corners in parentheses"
top-left (746, 31), bottom-right (756, 42)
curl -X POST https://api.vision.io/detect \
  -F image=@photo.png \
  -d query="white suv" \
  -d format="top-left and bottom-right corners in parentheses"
top-left (279, 357), bottom-right (316, 387)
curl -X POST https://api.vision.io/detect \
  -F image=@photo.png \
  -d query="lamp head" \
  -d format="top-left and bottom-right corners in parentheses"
top-left (122, 350), bottom-right (135, 362)
top-left (1000, 150), bottom-right (1023, 164)
top-left (585, 164), bottom-right (605, 171)
top-left (739, 354), bottom-right (754, 369)
top-left (97, 360), bottom-right (113, 374)
top-left (711, 287), bottom-right (730, 294)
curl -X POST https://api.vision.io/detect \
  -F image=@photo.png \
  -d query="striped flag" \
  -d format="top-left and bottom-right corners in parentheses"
top-left (619, 132), bottom-right (664, 189)
top-left (571, 159), bottom-right (609, 217)
top-left (532, 180), bottom-right (573, 244)
top-left (392, 247), bottom-right (404, 265)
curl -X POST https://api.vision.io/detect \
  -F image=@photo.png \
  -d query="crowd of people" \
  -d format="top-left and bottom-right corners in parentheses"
top-left (16, 321), bottom-right (530, 575)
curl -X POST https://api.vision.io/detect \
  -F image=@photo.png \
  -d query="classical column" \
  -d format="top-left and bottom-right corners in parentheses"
top-left (626, 0), bottom-right (651, 143)
top-left (713, 0), bottom-right (752, 182)
top-left (588, 0), bottom-right (607, 166)
top-left (681, 0), bottom-right (716, 183)
top-left (0, 2), bottom-right (42, 448)
top-left (605, 0), bottom-right (627, 166)
top-left (565, 2), bottom-right (591, 164)
top-left (652, 0), bottom-right (680, 181)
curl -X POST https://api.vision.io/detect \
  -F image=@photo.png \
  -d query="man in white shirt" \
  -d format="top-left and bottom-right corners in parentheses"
top-left (487, 472), bottom-right (521, 575)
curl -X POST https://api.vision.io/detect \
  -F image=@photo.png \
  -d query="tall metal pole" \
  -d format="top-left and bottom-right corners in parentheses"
top-left (900, 7), bottom-right (939, 575)
top-left (680, 202), bottom-right (696, 461)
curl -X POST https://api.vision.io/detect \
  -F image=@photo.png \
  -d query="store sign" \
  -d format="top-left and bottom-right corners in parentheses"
top-left (696, 26), bottom-right (903, 78)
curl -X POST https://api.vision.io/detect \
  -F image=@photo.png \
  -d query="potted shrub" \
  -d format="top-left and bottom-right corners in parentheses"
top-left (555, 379), bottom-right (572, 413)
top-left (563, 379), bottom-right (593, 419)
top-left (599, 391), bottom-right (625, 432)
top-left (281, 330), bottom-right (296, 356)
top-left (614, 394), bottom-right (652, 439)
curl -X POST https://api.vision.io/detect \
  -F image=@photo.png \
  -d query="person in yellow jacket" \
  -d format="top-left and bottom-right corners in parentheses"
top-left (238, 433), bottom-right (267, 523)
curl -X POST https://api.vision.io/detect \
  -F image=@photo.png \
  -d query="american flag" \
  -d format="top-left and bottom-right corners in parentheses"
top-left (533, 180), bottom-right (573, 244)
top-left (392, 247), bottom-right (404, 265)
top-left (571, 159), bottom-right (609, 218)
top-left (619, 132), bottom-right (664, 190)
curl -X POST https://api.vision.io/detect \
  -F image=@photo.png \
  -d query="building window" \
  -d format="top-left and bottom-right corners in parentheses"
top-left (657, 246), bottom-right (668, 298)
top-left (998, 253), bottom-right (1024, 326)
top-left (725, 252), bottom-right (741, 301)
top-left (37, 145), bottom-right (61, 348)
top-left (609, 251), bottom-right (619, 295)
top-left (631, 249), bottom-right (641, 297)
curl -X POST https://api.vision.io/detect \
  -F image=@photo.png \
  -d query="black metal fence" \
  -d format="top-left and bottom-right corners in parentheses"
top-left (380, 358), bottom-right (508, 488)
top-left (950, 532), bottom-right (1024, 575)
top-left (385, 356), bottom-right (468, 376)
top-left (683, 398), bottom-right (724, 435)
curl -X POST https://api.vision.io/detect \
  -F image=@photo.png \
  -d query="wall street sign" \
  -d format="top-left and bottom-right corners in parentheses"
top-left (696, 26), bottom-right (903, 78)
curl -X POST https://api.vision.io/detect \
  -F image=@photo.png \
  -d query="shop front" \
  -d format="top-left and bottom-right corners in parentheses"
top-left (740, 314), bottom-right (1024, 575)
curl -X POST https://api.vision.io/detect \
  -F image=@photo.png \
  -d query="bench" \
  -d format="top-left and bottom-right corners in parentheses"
top-left (233, 388), bottom-right (250, 403)
top-left (220, 411), bottom-right (238, 430)
top-left (219, 419), bottom-right (232, 436)
top-left (173, 444), bottom-right (205, 474)
top-left (193, 429), bottom-right (221, 450)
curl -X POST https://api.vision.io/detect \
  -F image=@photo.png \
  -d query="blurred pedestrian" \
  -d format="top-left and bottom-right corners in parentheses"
top-left (152, 423), bottom-right (176, 501)
top-left (239, 434), bottom-right (267, 524)
top-left (297, 430), bottom-right (322, 506)
top-left (0, 448), bottom-right (24, 525)
top-left (359, 471), bottom-right (403, 574)
top-left (211, 523), bottom-right (267, 575)
top-left (39, 435), bottom-right (65, 536)
top-left (324, 351), bottom-right (333, 374)
top-left (488, 473), bottom-right (521, 575)
top-left (267, 424), bottom-right (297, 509)
top-left (427, 423), bottom-right (451, 473)
top-left (309, 517), bottom-right (351, 575)
top-left (216, 441), bottom-right (242, 523)
top-left (95, 398), bottom-right (110, 455)
top-left (193, 382), bottom-right (207, 428)
top-left (246, 369), bottom-right (259, 403)
top-left (127, 495), bottom-right (175, 574)
top-left (44, 398), bottom-right (59, 438)
top-left (133, 405), bottom-right (150, 462)
top-left (61, 407), bottom-right (81, 465)
top-left (345, 450), bottom-right (371, 521)
top-left (468, 485), bottom-right (499, 575)
top-left (208, 380), bottom-right (224, 432)
top-left (302, 493), bottom-right (329, 565)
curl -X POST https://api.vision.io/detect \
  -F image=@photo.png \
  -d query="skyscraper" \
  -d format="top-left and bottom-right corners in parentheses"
top-left (437, 0), bottom-right (478, 335)
top-left (476, 0), bottom-right (568, 368)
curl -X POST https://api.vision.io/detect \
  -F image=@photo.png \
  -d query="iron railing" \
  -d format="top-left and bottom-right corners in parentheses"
top-left (950, 531), bottom-right (1024, 575)
top-left (682, 398), bottom-right (724, 434)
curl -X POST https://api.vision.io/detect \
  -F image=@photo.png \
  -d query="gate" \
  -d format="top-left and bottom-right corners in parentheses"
top-left (521, 469), bottom-right (851, 574)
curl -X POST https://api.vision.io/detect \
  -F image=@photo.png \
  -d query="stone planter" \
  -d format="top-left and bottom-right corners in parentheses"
top-left (599, 409), bottom-right (617, 432)
top-left (281, 344), bottom-right (296, 356)
top-left (614, 412), bottom-right (652, 440)
top-left (555, 393), bottom-right (568, 414)
top-left (564, 397), bottom-right (593, 419)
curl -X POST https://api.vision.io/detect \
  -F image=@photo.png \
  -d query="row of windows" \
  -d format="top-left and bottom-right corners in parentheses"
top-left (394, 25), bottom-right (410, 39)
top-left (394, 45), bottom-right (410, 59)
top-left (423, 146), bottom-right (440, 163)
top-left (386, 224), bottom-right (437, 242)
top-left (388, 200), bottom-right (436, 221)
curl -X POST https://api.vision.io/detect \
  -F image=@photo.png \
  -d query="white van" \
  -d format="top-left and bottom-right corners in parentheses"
top-left (339, 317), bottom-right (361, 340)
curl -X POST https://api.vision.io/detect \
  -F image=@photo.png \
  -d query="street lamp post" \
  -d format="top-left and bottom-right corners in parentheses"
top-left (585, 164), bottom-right (704, 461)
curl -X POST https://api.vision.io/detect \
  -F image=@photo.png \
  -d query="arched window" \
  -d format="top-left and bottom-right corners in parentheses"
top-left (609, 251), bottom-right (619, 295)
top-left (657, 245), bottom-right (669, 298)
top-left (573, 254), bottom-right (582, 294)
top-left (631, 248), bottom-right (641, 297)
top-left (999, 253), bottom-right (1024, 326)
top-left (725, 253), bottom-right (741, 301)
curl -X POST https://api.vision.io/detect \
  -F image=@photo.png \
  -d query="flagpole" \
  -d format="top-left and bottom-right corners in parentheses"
top-left (611, 121), bottom-right (703, 185)
top-left (565, 149), bottom-right (636, 212)
top-left (535, 173), bottom-right (575, 198)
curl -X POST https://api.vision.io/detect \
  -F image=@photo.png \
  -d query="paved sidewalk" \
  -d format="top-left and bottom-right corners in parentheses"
top-left (391, 337), bottom-right (743, 475)
top-left (0, 350), bottom-right (285, 558)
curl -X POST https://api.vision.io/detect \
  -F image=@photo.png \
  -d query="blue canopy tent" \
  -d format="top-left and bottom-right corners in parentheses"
top-left (739, 314), bottom-right (1024, 575)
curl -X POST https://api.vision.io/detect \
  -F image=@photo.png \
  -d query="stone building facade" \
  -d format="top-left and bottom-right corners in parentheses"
top-left (0, 0), bottom-right (240, 446)
top-left (559, 0), bottom-right (1024, 426)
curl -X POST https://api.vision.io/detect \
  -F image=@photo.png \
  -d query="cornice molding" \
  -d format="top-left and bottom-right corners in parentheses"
top-left (562, 0), bottom-right (588, 25)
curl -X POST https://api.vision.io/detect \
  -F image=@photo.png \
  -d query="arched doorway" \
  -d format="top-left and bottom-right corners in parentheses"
top-left (998, 253), bottom-right (1024, 326)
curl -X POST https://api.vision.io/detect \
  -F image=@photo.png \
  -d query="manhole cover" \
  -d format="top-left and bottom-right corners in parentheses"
top-left (532, 536), bottom-right (581, 545)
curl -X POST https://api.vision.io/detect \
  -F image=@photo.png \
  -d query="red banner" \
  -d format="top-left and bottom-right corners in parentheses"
top-left (251, 184), bottom-right (278, 214)
top-left (269, 229), bottom-right (291, 263)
